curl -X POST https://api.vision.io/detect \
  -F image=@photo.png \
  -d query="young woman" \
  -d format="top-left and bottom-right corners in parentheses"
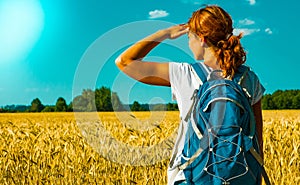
top-left (115, 5), bottom-right (265, 185)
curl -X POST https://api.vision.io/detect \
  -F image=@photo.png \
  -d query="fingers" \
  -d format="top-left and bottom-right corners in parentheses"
top-left (175, 24), bottom-right (189, 38)
top-left (165, 24), bottom-right (189, 39)
top-left (178, 27), bottom-right (189, 35)
top-left (178, 24), bottom-right (189, 36)
top-left (179, 23), bottom-right (189, 30)
top-left (168, 24), bottom-right (188, 39)
top-left (177, 23), bottom-right (188, 30)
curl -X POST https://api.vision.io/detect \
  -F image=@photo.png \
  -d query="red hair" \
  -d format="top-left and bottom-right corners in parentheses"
top-left (188, 5), bottom-right (246, 78)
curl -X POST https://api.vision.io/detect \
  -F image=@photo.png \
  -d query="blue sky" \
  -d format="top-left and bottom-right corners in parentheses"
top-left (0, 0), bottom-right (299, 106)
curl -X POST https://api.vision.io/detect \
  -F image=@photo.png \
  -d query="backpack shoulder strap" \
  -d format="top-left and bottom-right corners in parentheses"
top-left (236, 65), bottom-right (250, 84)
top-left (191, 62), bottom-right (209, 84)
top-left (184, 63), bottom-right (210, 122)
top-left (234, 65), bottom-right (257, 138)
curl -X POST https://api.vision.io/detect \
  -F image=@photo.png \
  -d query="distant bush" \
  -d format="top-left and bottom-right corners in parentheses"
top-left (262, 90), bottom-right (300, 109)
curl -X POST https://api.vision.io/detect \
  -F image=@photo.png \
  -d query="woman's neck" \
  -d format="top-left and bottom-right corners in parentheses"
top-left (203, 48), bottom-right (220, 70)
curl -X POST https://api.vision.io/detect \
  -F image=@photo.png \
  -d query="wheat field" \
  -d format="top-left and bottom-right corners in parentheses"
top-left (0, 110), bottom-right (299, 184)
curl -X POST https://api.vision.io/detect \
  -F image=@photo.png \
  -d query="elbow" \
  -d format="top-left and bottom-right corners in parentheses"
top-left (115, 56), bottom-right (127, 70)
top-left (115, 56), bottom-right (124, 70)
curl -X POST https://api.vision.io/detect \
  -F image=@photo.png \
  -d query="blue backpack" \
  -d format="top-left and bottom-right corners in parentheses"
top-left (178, 63), bottom-right (271, 185)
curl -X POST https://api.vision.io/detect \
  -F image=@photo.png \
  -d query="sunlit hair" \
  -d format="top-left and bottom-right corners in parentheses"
top-left (187, 5), bottom-right (246, 78)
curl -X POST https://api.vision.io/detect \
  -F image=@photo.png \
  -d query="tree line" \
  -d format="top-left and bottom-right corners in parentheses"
top-left (0, 88), bottom-right (299, 113)
top-left (262, 89), bottom-right (300, 109)
top-left (0, 86), bottom-right (178, 113)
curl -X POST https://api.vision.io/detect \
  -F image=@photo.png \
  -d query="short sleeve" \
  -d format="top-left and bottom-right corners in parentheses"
top-left (169, 62), bottom-right (200, 117)
top-left (241, 69), bottom-right (265, 105)
top-left (169, 62), bottom-right (192, 100)
top-left (252, 74), bottom-right (265, 105)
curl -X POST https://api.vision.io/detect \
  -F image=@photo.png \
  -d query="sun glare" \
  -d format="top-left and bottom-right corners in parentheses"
top-left (0, 0), bottom-right (44, 64)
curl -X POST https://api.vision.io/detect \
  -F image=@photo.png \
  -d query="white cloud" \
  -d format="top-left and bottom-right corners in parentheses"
top-left (239, 18), bottom-right (255, 26)
top-left (247, 0), bottom-right (256, 5)
top-left (233, 28), bottom-right (260, 36)
top-left (265, 28), bottom-right (273, 34)
top-left (148, 10), bottom-right (169, 19)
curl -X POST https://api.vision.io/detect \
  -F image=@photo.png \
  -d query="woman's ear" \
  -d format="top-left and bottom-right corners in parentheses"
top-left (200, 36), bottom-right (206, 47)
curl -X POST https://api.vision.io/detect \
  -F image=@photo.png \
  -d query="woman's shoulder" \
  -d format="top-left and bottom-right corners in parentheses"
top-left (237, 64), bottom-right (261, 81)
top-left (169, 62), bottom-right (194, 75)
top-left (169, 62), bottom-right (200, 88)
top-left (170, 61), bottom-right (192, 69)
top-left (238, 64), bottom-right (265, 104)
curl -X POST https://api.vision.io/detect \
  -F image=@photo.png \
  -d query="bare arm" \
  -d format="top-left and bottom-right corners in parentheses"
top-left (252, 99), bottom-right (264, 159)
top-left (115, 24), bottom-right (188, 86)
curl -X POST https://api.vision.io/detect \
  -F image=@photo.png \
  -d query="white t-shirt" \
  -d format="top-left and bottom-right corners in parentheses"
top-left (167, 62), bottom-right (265, 184)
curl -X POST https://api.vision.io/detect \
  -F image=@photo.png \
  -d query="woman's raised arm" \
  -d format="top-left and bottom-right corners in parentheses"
top-left (115, 24), bottom-right (188, 86)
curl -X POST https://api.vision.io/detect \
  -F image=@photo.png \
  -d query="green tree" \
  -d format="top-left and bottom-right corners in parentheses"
top-left (95, 86), bottom-right (112, 111)
top-left (131, 101), bottom-right (141, 111)
top-left (30, 98), bottom-right (44, 112)
top-left (140, 104), bottom-right (149, 111)
top-left (111, 92), bottom-right (124, 111)
top-left (0, 107), bottom-right (8, 113)
top-left (67, 101), bottom-right (73, 112)
top-left (73, 89), bottom-right (96, 112)
top-left (82, 89), bottom-right (96, 111)
top-left (151, 104), bottom-right (166, 111)
top-left (55, 97), bottom-right (67, 112)
top-left (72, 95), bottom-right (88, 112)
top-left (42, 106), bottom-right (55, 112)
top-left (261, 89), bottom-right (300, 109)
top-left (262, 94), bottom-right (274, 110)
top-left (292, 93), bottom-right (300, 109)
top-left (166, 103), bottom-right (179, 111)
